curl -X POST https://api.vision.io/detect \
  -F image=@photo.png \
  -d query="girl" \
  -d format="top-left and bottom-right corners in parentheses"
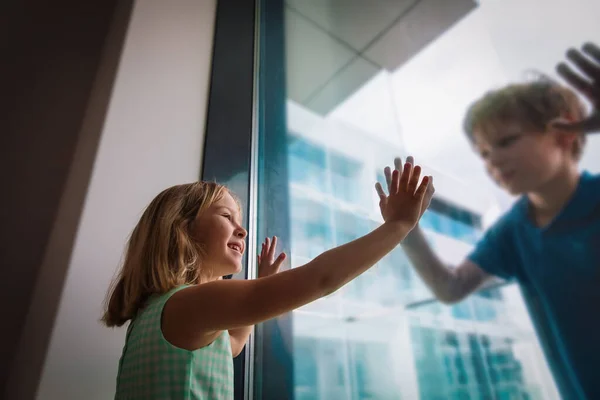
top-left (103, 158), bottom-right (433, 399)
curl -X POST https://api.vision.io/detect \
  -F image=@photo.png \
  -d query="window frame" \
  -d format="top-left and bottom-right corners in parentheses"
top-left (201, 0), bottom-right (293, 399)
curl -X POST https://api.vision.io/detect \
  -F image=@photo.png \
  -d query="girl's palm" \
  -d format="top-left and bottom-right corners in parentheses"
top-left (257, 236), bottom-right (286, 278)
top-left (375, 156), bottom-right (434, 230)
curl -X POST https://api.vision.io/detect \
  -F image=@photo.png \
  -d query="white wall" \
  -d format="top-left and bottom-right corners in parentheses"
top-left (14, 1), bottom-right (216, 398)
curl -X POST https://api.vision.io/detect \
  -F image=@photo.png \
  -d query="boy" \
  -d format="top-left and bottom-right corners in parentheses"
top-left (376, 43), bottom-right (600, 399)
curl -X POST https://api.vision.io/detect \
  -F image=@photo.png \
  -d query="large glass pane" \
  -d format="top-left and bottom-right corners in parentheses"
top-left (255, 0), bottom-right (599, 399)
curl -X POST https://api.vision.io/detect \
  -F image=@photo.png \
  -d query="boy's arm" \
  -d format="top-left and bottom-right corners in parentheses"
top-left (401, 226), bottom-right (492, 304)
top-left (378, 157), bottom-right (504, 304)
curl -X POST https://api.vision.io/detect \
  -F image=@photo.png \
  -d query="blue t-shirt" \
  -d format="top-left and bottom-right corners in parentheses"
top-left (468, 171), bottom-right (600, 400)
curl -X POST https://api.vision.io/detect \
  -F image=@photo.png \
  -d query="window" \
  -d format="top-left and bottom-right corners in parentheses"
top-left (251, 0), bottom-right (572, 399)
top-left (204, 0), bottom-right (600, 398)
top-left (288, 135), bottom-right (328, 193)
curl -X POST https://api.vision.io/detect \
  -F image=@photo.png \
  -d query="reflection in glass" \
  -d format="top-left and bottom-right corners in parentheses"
top-left (252, 0), bottom-right (600, 398)
top-left (285, 126), bottom-right (554, 398)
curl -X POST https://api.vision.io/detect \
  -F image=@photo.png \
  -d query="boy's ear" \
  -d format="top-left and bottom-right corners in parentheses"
top-left (550, 113), bottom-right (579, 150)
top-left (558, 130), bottom-right (578, 146)
top-left (549, 110), bottom-right (585, 134)
top-left (551, 126), bottom-right (578, 152)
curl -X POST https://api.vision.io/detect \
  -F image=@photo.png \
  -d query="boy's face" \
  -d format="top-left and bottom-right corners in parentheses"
top-left (472, 124), bottom-right (575, 195)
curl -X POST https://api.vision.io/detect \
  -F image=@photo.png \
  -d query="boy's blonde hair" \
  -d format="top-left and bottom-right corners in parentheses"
top-left (463, 79), bottom-right (588, 159)
top-left (102, 181), bottom-right (233, 327)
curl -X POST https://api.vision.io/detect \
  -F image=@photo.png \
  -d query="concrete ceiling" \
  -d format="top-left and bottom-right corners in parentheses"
top-left (285, 0), bottom-right (478, 115)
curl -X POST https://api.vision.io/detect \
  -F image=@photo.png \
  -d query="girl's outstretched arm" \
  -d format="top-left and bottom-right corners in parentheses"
top-left (162, 161), bottom-right (432, 351)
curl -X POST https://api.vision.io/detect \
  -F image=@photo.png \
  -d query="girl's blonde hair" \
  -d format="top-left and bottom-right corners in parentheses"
top-left (102, 181), bottom-right (231, 327)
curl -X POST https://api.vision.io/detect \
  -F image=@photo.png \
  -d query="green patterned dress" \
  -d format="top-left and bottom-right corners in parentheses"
top-left (115, 286), bottom-right (234, 399)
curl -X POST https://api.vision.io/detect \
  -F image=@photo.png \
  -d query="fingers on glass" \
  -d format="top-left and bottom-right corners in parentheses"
top-left (408, 165), bottom-right (422, 194)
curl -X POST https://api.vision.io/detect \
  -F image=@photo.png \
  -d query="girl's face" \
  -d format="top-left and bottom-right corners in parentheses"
top-left (191, 191), bottom-right (247, 279)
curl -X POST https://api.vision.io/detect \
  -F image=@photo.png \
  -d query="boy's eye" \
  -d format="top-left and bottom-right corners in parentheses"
top-left (497, 135), bottom-right (519, 148)
top-left (222, 214), bottom-right (232, 220)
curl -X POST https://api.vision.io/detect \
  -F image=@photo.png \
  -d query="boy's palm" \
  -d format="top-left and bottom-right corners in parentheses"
top-left (554, 42), bottom-right (600, 133)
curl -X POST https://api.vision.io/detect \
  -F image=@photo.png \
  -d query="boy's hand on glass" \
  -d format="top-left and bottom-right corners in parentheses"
top-left (554, 42), bottom-right (600, 133)
top-left (257, 236), bottom-right (286, 278)
top-left (375, 156), bottom-right (433, 230)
